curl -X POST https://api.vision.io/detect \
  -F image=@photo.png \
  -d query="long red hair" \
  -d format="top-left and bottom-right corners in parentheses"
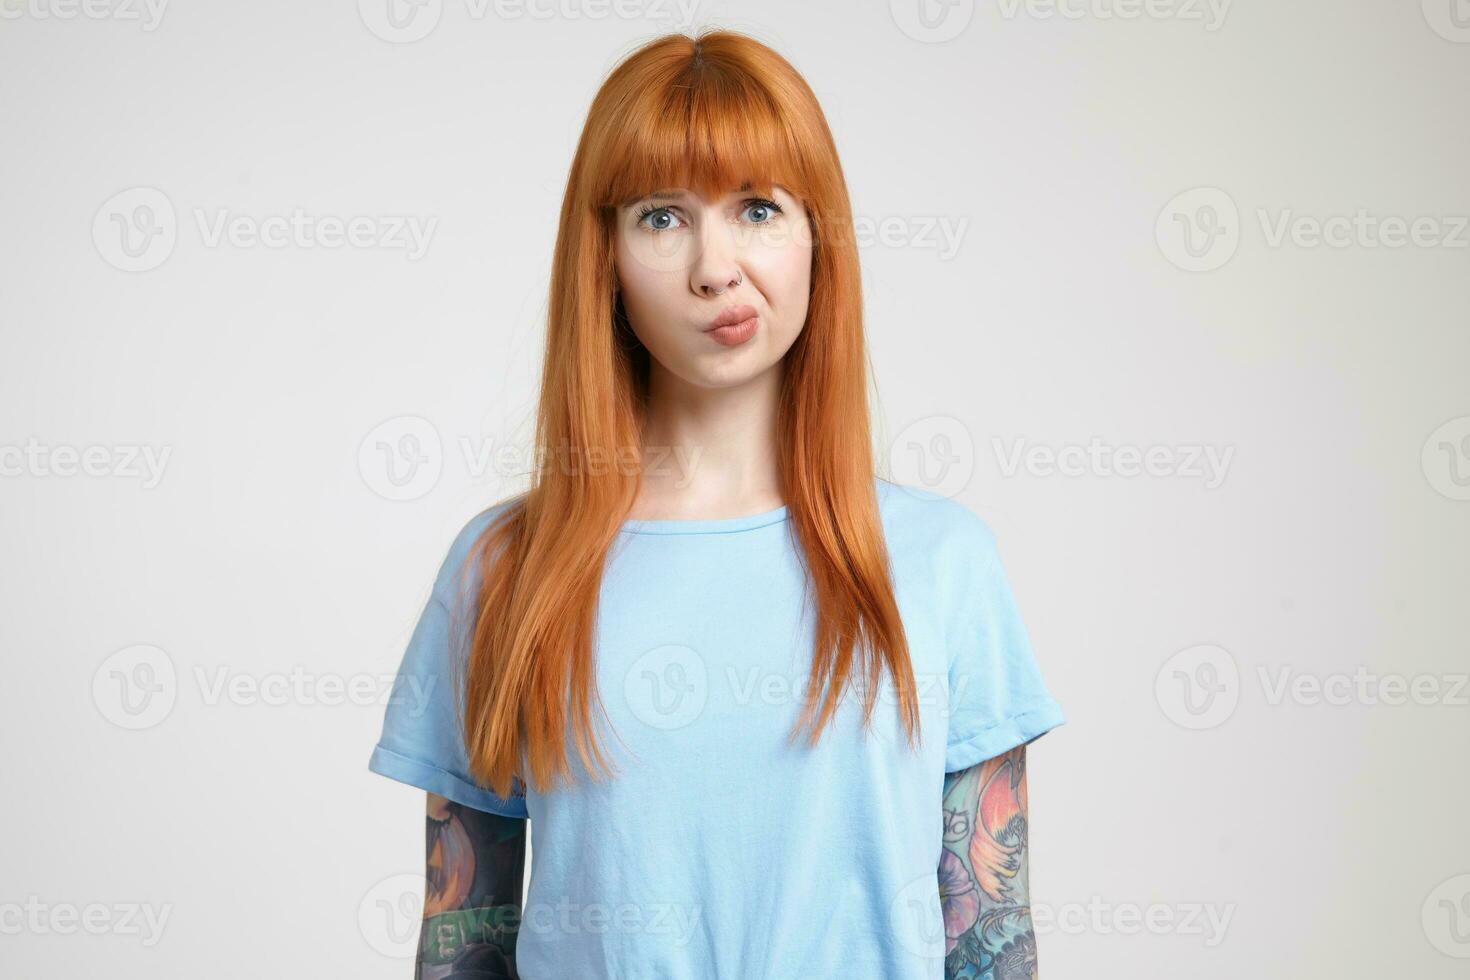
top-left (459, 28), bottom-right (919, 799)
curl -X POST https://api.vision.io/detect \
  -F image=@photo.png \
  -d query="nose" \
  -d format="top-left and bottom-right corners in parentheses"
top-left (690, 220), bottom-right (743, 297)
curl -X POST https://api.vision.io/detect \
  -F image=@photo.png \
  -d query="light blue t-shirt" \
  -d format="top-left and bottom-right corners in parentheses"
top-left (369, 476), bottom-right (1065, 979)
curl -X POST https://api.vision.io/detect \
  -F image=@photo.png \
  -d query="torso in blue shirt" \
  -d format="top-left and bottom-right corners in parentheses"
top-left (370, 476), bottom-right (1065, 979)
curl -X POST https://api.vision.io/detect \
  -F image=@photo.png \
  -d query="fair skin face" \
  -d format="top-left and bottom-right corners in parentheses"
top-left (612, 182), bottom-right (813, 520)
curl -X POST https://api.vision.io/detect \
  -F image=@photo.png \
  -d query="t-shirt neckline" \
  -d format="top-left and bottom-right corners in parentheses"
top-left (618, 502), bottom-right (790, 536)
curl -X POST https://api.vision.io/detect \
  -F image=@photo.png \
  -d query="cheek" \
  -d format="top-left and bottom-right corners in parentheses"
top-left (751, 238), bottom-right (813, 317)
top-left (615, 244), bottom-right (684, 351)
top-left (615, 239), bottom-right (664, 315)
top-left (618, 225), bottom-right (696, 280)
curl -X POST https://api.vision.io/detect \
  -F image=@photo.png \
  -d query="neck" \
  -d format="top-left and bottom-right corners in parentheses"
top-left (632, 360), bottom-right (785, 520)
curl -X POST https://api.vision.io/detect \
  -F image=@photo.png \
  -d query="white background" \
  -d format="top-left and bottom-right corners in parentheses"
top-left (2, 0), bottom-right (1468, 977)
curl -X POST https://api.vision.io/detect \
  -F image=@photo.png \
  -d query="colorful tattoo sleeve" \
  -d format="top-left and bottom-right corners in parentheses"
top-left (417, 792), bottom-right (527, 980)
top-left (940, 742), bottom-right (1039, 980)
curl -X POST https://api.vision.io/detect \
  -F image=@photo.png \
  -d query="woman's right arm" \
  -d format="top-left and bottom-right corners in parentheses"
top-left (416, 792), bottom-right (527, 980)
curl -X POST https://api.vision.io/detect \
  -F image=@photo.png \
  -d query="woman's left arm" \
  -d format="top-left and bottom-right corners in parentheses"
top-left (940, 742), bottom-right (1041, 978)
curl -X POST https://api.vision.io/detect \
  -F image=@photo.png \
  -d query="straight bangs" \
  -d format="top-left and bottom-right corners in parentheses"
top-left (592, 58), bottom-right (815, 212)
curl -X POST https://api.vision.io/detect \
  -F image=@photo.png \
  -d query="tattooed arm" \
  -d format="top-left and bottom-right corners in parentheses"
top-left (415, 792), bottom-right (527, 980)
top-left (940, 743), bottom-right (1040, 980)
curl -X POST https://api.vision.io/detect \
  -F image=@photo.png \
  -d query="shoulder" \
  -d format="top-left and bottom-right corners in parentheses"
top-left (873, 476), bottom-right (1001, 566)
top-left (429, 494), bottom-right (527, 609)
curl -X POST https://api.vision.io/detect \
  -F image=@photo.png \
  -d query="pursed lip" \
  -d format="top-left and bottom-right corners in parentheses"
top-left (705, 304), bottom-right (758, 331)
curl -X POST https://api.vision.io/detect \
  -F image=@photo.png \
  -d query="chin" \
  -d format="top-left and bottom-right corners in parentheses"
top-left (685, 364), bottom-right (768, 390)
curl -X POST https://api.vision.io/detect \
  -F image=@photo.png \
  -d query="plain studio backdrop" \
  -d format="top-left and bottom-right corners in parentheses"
top-left (2, 1), bottom-right (1467, 977)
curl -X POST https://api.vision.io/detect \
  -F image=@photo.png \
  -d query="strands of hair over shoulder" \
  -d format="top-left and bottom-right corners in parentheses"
top-left (454, 29), bottom-right (919, 800)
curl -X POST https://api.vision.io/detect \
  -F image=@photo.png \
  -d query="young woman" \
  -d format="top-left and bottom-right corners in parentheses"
top-left (369, 28), bottom-right (1065, 980)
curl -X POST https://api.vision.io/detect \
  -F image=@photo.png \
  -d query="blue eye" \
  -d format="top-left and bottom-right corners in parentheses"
top-left (636, 206), bottom-right (682, 232)
top-left (743, 198), bottom-right (783, 224)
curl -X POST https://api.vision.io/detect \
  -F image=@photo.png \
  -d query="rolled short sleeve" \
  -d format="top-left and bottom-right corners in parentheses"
top-left (368, 507), bottom-right (528, 818)
top-left (943, 515), bottom-right (1066, 773)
